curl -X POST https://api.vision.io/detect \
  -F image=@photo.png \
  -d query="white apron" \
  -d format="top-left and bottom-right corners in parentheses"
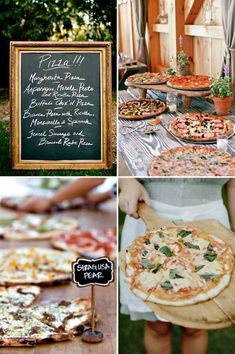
top-left (120, 199), bottom-right (230, 321)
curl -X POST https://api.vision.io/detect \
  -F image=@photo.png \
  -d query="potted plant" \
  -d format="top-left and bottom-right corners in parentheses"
top-left (211, 65), bottom-right (233, 116)
top-left (177, 35), bottom-right (191, 76)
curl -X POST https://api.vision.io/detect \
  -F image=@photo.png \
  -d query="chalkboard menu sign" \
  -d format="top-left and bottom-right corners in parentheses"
top-left (10, 42), bottom-right (112, 170)
top-left (72, 257), bottom-right (114, 287)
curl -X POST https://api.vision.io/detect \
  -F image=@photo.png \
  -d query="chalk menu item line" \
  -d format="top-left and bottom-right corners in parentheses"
top-left (10, 41), bottom-right (112, 170)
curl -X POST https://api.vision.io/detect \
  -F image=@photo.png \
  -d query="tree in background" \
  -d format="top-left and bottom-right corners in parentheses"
top-left (0, 0), bottom-right (116, 88)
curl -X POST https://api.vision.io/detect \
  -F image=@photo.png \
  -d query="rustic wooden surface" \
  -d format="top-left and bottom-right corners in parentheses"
top-left (125, 81), bottom-right (211, 98)
top-left (118, 89), bottom-right (235, 176)
top-left (0, 200), bottom-right (116, 353)
top-left (119, 203), bottom-right (235, 329)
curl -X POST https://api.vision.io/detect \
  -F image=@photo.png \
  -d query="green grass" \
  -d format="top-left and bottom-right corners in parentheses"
top-left (118, 209), bottom-right (235, 354)
top-left (0, 121), bottom-right (116, 176)
top-left (119, 315), bottom-right (235, 354)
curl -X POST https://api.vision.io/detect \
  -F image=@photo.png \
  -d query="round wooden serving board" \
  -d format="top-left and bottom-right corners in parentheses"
top-left (119, 203), bottom-right (235, 329)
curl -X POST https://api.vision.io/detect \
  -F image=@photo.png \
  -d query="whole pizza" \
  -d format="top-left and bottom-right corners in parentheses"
top-left (119, 99), bottom-right (167, 119)
top-left (51, 228), bottom-right (116, 258)
top-left (127, 72), bottom-right (167, 85)
top-left (149, 146), bottom-right (235, 176)
top-left (0, 212), bottom-right (79, 240)
top-left (169, 113), bottom-right (234, 142)
top-left (124, 226), bottom-right (233, 306)
top-left (0, 247), bottom-right (76, 285)
top-left (167, 75), bottom-right (210, 90)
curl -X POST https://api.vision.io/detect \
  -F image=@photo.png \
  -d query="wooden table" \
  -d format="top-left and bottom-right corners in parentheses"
top-left (125, 81), bottom-right (211, 108)
top-left (0, 201), bottom-right (116, 354)
top-left (118, 90), bottom-right (235, 176)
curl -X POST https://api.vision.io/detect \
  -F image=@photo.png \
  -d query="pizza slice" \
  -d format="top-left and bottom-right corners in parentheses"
top-left (32, 298), bottom-right (92, 335)
top-left (0, 214), bottom-right (79, 240)
top-left (51, 228), bottom-right (117, 258)
top-left (0, 247), bottom-right (76, 286)
top-left (0, 286), bottom-right (41, 307)
top-left (0, 305), bottom-right (72, 346)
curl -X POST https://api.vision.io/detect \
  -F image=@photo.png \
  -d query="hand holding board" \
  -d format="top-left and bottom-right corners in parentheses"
top-left (72, 257), bottom-right (114, 342)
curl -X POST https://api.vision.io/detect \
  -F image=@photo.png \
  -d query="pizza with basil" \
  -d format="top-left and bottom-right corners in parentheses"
top-left (169, 113), bottom-right (234, 142)
top-left (51, 228), bottom-right (116, 258)
top-left (0, 247), bottom-right (76, 286)
top-left (0, 212), bottom-right (79, 240)
top-left (149, 146), bottom-right (235, 176)
top-left (167, 75), bottom-right (210, 90)
top-left (119, 99), bottom-right (167, 119)
top-left (124, 226), bottom-right (233, 306)
top-left (127, 72), bottom-right (167, 85)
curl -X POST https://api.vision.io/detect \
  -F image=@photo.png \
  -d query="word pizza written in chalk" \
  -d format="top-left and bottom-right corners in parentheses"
top-left (72, 257), bottom-right (114, 287)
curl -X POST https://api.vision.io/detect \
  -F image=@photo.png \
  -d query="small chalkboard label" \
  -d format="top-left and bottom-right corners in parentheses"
top-left (10, 41), bottom-right (112, 170)
top-left (72, 257), bottom-right (114, 287)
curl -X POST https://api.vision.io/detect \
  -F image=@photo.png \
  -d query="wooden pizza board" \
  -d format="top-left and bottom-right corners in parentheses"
top-left (119, 202), bottom-right (235, 329)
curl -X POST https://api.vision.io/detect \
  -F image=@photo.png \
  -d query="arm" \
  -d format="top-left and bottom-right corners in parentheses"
top-left (226, 179), bottom-right (235, 232)
top-left (119, 178), bottom-right (150, 219)
top-left (18, 178), bottom-right (105, 213)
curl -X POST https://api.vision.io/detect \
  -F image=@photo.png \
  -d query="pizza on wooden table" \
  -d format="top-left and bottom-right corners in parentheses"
top-left (169, 113), bottom-right (234, 142)
top-left (0, 210), bottom-right (79, 240)
top-left (167, 75), bottom-right (211, 91)
top-left (127, 72), bottom-right (168, 85)
top-left (149, 146), bottom-right (235, 176)
top-left (51, 228), bottom-right (117, 259)
top-left (119, 98), bottom-right (167, 119)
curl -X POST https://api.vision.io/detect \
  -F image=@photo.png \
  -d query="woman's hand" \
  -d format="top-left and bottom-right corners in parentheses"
top-left (119, 179), bottom-right (150, 218)
top-left (18, 196), bottom-right (52, 213)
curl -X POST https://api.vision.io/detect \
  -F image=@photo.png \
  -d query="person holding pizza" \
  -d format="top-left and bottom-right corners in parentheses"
top-left (119, 178), bottom-right (235, 354)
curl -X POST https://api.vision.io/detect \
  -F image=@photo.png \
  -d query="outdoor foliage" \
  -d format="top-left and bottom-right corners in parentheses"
top-left (0, 0), bottom-right (116, 87)
top-left (0, 0), bottom-right (116, 41)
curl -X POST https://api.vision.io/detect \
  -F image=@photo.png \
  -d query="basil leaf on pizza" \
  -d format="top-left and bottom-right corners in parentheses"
top-left (160, 280), bottom-right (173, 290)
top-left (169, 269), bottom-right (184, 279)
top-left (159, 246), bottom-right (174, 257)
top-left (178, 230), bottom-right (192, 238)
top-left (184, 242), bottom-right (200, 250)
top-left (152, 263), bottom-right (163, 274)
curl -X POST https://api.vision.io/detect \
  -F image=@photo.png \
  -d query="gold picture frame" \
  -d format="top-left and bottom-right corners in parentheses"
top-left (10, 41), bottom-right (112, 170)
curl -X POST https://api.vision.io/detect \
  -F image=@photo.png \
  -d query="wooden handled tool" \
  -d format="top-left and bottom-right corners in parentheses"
top-left (137, 202), bottom-right (174, 229)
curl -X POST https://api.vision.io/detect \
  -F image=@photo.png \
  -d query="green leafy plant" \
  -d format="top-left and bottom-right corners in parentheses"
top-left (177, 50), bottom-right (189, 65)
top-left (166, 65), bottom-right (176, 76)
top-left (211, 76), bottom-right (233, 99)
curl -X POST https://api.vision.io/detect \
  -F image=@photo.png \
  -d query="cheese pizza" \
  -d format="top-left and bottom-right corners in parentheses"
top-left (149, 146), bottom-right (235, 176)
top-left (124, 226), bottom-right (233, 306)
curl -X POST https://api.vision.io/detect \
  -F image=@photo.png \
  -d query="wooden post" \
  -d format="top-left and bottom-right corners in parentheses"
top-left (148, 0), bottom-right (160, 72)
top-left (91, 285), bottom-right (95, 333)
top-left (168, 0), bottom-right (193, 71)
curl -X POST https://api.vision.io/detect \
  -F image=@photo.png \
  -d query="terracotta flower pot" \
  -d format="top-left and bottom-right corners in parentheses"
top-left (212, 95), bottom-right (233, 116)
